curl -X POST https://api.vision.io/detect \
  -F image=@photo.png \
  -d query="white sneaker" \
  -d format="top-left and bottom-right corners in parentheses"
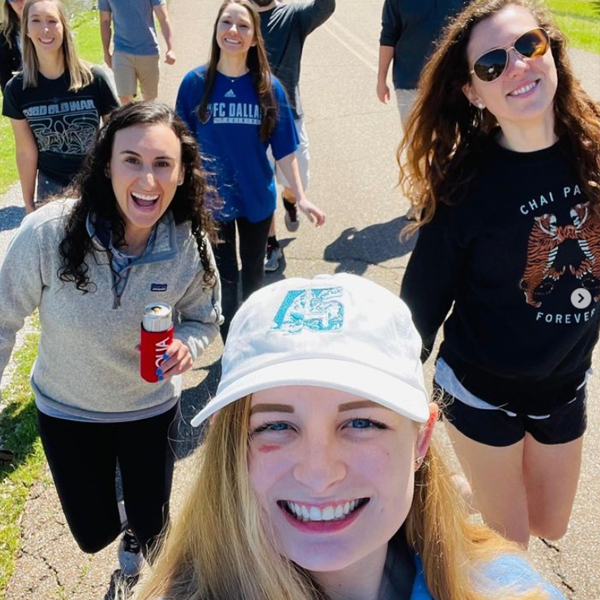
top-left (118, 529), bottom-right (144, 577)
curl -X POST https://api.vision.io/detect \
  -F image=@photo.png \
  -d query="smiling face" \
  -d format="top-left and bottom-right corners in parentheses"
top-left (109, 123), bottom-right (184, 247)
top-left (215, 3), bottom-right (256, 58)
top-left (463, 4), bottom-right (558, 133)
top-left (26, 0), bottom-right (63, 56)
top-left (248, 386), bottom-right (433, 573)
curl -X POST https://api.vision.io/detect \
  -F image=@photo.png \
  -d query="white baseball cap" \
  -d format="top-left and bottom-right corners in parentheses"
top-left (191, 273), bottom-right (429, 427)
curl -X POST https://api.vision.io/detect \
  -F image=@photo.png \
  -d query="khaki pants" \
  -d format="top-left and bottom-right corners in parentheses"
top-left (113, 52), bottom-right (159, 99)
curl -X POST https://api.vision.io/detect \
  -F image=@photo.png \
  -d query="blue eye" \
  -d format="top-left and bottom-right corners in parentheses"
top-left (253, 421), bottom-right (292, 434)
top-left (346, 418), bottom-right (387, 430)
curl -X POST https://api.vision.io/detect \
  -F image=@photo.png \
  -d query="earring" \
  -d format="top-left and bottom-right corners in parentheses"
top-left (475, 100), bottom-right (485, 109)
top-left (415, 456), bottom-right (424, 467)
top-left (104, 166), bottom-right (110, 178)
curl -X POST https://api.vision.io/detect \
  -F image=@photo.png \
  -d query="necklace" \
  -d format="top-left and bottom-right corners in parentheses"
top-left (218, 67), bottom-right (250, 83)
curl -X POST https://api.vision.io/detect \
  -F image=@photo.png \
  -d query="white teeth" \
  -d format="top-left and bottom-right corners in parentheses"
top-left (284, 500), bottom-right (364, 523)
top-left (133, 193), bottom-right (159, 202)
top-left (509, 81), bottom-right (537, 96)
top-left (322, 506), bottom-right (335, 521)
top-left (309, 506), bottom-right (322, 521)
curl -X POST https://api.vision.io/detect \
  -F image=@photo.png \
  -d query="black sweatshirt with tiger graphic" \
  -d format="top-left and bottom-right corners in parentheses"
top-left (401, 135), bottom-right (600, 415)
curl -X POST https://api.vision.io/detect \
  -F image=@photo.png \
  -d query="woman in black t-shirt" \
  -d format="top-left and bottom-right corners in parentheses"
top-left (399, 0), bottom-right (600, 547)
top-left (2, 0), bottom-right (118, 213)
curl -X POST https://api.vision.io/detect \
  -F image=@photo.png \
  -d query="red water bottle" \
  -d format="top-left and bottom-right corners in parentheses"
top-left (140, 302), bottom-right (174, 383)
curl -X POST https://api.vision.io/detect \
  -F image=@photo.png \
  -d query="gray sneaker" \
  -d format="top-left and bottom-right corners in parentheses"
top-left (118, 529), bottom-right (144, 577)
top-left (264, 245), bottom-right (283, 272)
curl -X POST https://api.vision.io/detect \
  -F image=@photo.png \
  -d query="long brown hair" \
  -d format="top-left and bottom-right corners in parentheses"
top-left (0, 0), bottom-right (20, 47)
top-left (398, 0), bottom-right (600, 235)
top-left (58, 102), bottom-right (219, 293)
top-left (198, 0), bottom-right (277, 142)
top-left (133, 396), bottom-right (549, 600)
top-left (21, 0), bottom-right (93, 90)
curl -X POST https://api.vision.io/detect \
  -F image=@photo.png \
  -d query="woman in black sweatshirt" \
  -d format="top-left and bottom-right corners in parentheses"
top-left (399, 0), bottom-right (600, 547)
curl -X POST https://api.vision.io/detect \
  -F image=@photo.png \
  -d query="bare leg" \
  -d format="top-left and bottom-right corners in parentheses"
top-left (268, 215), bottom-right (276, 237)
top-left (283, 186), bottom-right (296, 203)
top-left (445, 421), bottom-right (531, 546)
top-left (119, 95), bottom-right (135, 105)
top-left (523, 433), bottom-right (583, 540)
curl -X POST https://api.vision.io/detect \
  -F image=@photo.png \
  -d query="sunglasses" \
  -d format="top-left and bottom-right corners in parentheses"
top-left (470, 27), bottom-right (550, 83)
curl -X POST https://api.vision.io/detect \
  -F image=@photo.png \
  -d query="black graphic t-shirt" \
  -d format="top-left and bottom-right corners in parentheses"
top-left (401, 135), bottom-right (600, 414)
top-left (2, 66), bottom-right (119, 186)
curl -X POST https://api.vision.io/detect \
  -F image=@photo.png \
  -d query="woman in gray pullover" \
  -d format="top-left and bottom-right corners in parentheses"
top-left (0, 102), bottom-right (222, 578)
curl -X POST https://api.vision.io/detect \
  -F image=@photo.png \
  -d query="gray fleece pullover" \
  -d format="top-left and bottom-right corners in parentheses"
top-left (0, 200), bottom-right (222, 417)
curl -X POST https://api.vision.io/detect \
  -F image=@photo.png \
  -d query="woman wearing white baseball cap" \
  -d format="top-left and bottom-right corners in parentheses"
top-left (134, 274), bottom-right (565, 600)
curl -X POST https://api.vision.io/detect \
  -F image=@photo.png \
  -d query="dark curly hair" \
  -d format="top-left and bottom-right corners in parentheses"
top-left (58, 101), bottom-right (219, 293)
top-left (198, 0), bottom-right (277, 142)
top-left (398, 0), bottom-right (600, 236)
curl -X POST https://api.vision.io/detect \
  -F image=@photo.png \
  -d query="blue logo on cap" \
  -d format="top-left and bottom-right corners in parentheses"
top-left (271, 287), bottom-right (344, 334)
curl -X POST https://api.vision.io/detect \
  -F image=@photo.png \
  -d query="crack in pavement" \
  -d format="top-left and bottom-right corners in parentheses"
top-left (20, 546), bottom-right (64, 590)
top-left (557, 573), bottom-right (576, 595)
top-left (538, 539), bottom-right (576, 596)
top-left (539, 537), bottom-right (561, 552)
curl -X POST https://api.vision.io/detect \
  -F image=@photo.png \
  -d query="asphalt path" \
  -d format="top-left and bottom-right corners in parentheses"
top-left (1, 0), bottom-right (599, 597)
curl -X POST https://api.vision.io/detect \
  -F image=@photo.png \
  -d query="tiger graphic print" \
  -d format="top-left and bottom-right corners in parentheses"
top-left (569, 202), bottom-right (600, 300)
top-left (520, 213), bottom-right (571, 308)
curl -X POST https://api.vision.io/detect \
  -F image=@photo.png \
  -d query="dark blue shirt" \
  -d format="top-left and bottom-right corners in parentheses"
top-left (176, 67), bottom-right (298, 223)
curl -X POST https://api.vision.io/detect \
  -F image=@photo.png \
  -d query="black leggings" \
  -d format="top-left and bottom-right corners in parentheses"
top-left (36, 404), bottom-right (177, 557)
top-left (213, 214), bottom-right (272, 339)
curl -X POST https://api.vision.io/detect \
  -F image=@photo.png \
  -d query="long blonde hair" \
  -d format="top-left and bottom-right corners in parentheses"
top-left (0, 0), bottom-right (20, 47)
top-left (21, 0), bottom-right (92, 90)
top-left (134, 397), bottom-right (550, 600)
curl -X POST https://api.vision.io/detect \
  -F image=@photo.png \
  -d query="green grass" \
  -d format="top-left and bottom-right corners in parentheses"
top-left (0, 10), bottom-right (104, 196)
top-left (546, 0), bottom-right (600, 54)
top-left (0, 317), bottom-right (43, 598)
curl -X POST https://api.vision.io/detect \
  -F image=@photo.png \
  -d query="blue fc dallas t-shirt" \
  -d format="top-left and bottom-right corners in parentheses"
top-left (176, 66), bottom-right (298, 223)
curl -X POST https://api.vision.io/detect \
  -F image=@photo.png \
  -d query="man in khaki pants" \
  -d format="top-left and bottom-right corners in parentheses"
top-left (99, 0), bottom-right (176, 104)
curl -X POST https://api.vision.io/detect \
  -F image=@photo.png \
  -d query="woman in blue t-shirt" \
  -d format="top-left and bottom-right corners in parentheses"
top-left (176, 0), bottom-right (325, 340)
top-left (2, 0), bottom-right (118, 213)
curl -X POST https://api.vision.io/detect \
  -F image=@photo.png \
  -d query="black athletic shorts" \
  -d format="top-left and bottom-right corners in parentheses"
top-left (437, 384), bottom-right (587, 447)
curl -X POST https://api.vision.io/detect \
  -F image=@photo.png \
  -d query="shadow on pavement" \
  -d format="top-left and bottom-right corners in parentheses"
top-left (0, 397), bottom-right (38, 488)
top-left (323, 216), bottom-right (416, 275)
top-left (0, 205), bottom-right (25, 233)
top-left (170, 357), bottom-right (222, 460)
